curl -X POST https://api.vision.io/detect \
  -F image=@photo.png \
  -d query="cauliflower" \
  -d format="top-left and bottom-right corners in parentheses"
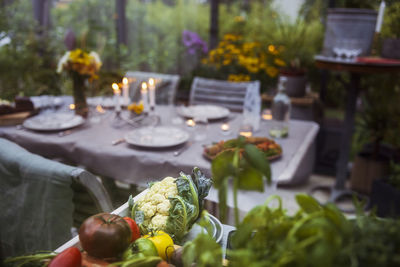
top-left (132, 168), bottom-right (212, 243)
top-left (135, 176), bottom-right (178, 230)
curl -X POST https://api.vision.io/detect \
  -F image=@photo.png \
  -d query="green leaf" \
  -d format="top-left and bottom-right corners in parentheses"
top-left (237, 166), bottom-right (264, 192)
top-left (182, 233), bottom-right (223, 267)
top-left (243, 144), bottom-right (271, 183)
top-left (211, 150), bottom-right (236, 188)
top-left (166, 196), bottom-right (188, 243)
top-left (295, 194), bottom-right (322, 214)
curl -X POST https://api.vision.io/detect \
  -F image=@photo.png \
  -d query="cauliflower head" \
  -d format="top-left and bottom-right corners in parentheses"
top-left (135, 176), bottom-right (178, 230)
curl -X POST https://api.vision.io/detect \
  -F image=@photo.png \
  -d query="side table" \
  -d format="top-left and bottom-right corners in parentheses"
top-left (313, 55), bottom-right (400, 211)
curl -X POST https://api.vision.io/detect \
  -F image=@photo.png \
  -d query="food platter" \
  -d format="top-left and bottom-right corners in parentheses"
top-left (203, 136), bottom-right (282, 161)
top-left (177, 105), bottom-right (230, 120)
top-left (124, 126), bottom-right (190, 148)
top-left (22, 113), bottom-right (85, 131)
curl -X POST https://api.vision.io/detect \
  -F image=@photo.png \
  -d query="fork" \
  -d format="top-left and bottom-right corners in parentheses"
top-left (173, 141), bottom-right (193, 157)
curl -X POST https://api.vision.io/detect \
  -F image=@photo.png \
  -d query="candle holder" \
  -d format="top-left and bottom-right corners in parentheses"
top-left (220, 122), bottom-right (231, 136)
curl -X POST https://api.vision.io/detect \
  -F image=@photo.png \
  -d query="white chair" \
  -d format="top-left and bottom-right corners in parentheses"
top-left (189, 77), bottom-right (261, 112)
top-left (125, 71), bottom-right (180, 105)
top-left (0, 138), bottom-right (113, 257)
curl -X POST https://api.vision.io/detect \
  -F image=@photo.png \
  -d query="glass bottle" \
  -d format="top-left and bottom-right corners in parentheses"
top-left (270, 76), bottom-right (291, 138)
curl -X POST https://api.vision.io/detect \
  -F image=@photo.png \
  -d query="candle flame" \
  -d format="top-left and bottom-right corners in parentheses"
top-left (141, 82), bottom-right (148, 91)
top-left (239, 131), bottom-right (252, 137)
top-left (112, 83), bottom-right (120, 93)
top-left (221, 123), bottom-right (230, 131)
top-left (96, 105), bottom-right (105, 113)
top-left (149, 78), bottom-right (155, 86)
top-left (69, 104), bottom-right (75, 110)
top-left (122, 77), bottom-right (128, 85)
top-left (186, 119), bottom-right (196, 127)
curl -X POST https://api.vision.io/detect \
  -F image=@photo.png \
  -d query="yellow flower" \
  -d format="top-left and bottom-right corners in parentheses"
top-left (228, 74), bottom-right (251, 82)
top-left (127, 101), bottom-right (144, 115)
top-left (234, 16), bottom-right (245, 23)
top-left (266, 66), bottom-right (279, 77)
top-left (268, 45), bottom-right (275, 53)
top-left (58, 48), bottom-right (102, 81)
top-left (274, 58), bottom-right (286, 67)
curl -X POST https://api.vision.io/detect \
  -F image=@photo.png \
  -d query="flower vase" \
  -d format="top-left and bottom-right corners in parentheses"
top-left (72, 73), bottom-right (88, 118)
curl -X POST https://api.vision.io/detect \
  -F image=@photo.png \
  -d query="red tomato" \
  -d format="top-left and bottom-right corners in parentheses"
top-left (48, 247), bottom-right (81, 267)
top-left (79, 213), bottom-right (131, 259)
top-left (123, 217), bottom-right (141, 242)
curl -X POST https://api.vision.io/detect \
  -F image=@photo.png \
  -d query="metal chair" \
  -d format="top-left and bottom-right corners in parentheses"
top-left (125, 71), bottom-right (180, 105)
top-left (189, 77), bottom-right (261, 112)
top-left (0, 138), bottom-right (113, 257)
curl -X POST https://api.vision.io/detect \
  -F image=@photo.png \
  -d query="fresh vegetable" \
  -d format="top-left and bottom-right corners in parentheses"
top-left (156, 260), bottom-right (170, 267)
top-left (225, 194), bottom-right (400, 267)
top-left (4, 252), bottom-right (57, 266)
top-left (123, 217), bottom-right (141, 242)
top-left (204, 136), bottom-right (282, 161)
top-left (131, 167), bottom-right (212, 243)
top-left (48, 247), bottom-right (81, 267)
top-left (110, 256), bottom-right (162, 267)
top-left (170, 246), bottom-right (184, 267)
top-left (123, 237), bottom-right (159, 260)
top-left (144, 231), bottom-right (175, 261)
top-left (182, 233), bottom-right (222, 267)
top-left (79, 213), bottom-right (132, 259)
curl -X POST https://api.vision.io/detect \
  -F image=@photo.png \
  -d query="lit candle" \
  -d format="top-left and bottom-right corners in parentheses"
top-left (148, 78), bottom-right (155, 110)
top-left (96, 105), bottom-right (105, 114)
top-left (122, 77), bottom-right (129, 106)
top-left (262, 109), bottom-right (272, 120)
top-left (239, 124), bottom-right (253, 137)
top-left (221, 123), bottom-right (230, 131)
top-left (375, 1), bottom-right (386, 33)
top-left (186, 119), bottom-right (196, 127)
top-left (141, 82), bottom-right (149, 113)
top-left (239, 130), bottom-right (253, 138)
top-left (112, 83), bottom-right (121, 112)
top-left (69, 103), bottom-right (75, 110)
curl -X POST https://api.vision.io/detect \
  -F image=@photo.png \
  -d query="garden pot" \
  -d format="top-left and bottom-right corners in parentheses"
top-left (370, 179), bottom-right (400, 218)
top-left (322, 8), bottom-right (377, 57)
top-left (278, 71), bottom-right (306, 98)
top-left (381, 38), bottom-right (400, 59)
top-left (350, 144), bottom-right (394, 195)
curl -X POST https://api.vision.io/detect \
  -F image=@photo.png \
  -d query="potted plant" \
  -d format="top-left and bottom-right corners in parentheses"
top-left (380, 2), bottom-right (400, 59)
top-left (370, 161), bottom-right (400, 217)
top-left (350, 75), bottom-right (400, 195)
top-left (267, 16), bottom-right (323, 97)
top-left (322, 0), bottom-right (378, 57)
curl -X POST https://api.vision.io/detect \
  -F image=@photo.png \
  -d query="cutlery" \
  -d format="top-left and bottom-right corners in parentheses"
top-left (173, 141), bottom-right (193, 157)
top-left (112, 138), bottom-right (126, 146)
top-left (58, 129), bottom-right (73, 137)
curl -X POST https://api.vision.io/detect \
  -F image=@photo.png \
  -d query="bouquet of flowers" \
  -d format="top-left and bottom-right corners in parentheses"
top-left (57, 49), bottom-right (102, 81)
top-left (57, 49), bottom-right (102, 117)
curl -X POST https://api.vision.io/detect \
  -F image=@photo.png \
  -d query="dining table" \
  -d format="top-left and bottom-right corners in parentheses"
top-left (0, 96), bottom-right (319, 216)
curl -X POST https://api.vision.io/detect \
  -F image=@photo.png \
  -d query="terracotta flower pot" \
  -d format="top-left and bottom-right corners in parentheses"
top-left (278, 70), bottom-right (307, 98)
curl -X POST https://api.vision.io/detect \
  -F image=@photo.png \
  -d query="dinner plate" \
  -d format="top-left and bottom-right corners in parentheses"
top-left (23, 113), bottom-right (85, 131)
top-left (177, 105), bottom-right (230, 120)
top-left (124, 126), bottom-right (190, 148)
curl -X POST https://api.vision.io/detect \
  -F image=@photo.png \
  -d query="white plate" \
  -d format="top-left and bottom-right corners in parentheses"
top-left (177, 105), bottom-right (230, 120)
top-left (124, 126), bottom-right (190, 148)
top-left (23, 113), bottom-right (85, 131)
